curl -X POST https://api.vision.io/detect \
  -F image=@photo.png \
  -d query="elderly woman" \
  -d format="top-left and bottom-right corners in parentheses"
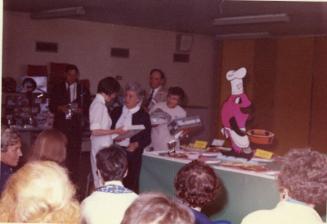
top-left (0, 127), bottom-right (22, 193)
top-left (0, 161), bottom-right (80, 223)
top-left (28, 128), bottom-right (67, 165)
top-left (241, 149), bottom-right (327, 224)
top-left (111, 82), bottom-right (151, 193)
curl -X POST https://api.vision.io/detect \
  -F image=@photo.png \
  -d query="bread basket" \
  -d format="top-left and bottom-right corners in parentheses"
top-left (247, 129), bottom-right (274, 145)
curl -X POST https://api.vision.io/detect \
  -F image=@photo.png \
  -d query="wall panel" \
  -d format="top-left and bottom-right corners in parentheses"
top-left (310, 37), bottom-right (327, 152)
top-left (252, 39), bottom-right (277, 131)
top-left (273, 37), bottom-right (314, 153)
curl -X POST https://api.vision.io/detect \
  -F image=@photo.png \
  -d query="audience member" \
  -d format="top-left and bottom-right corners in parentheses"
top-left (0, 161), bottom-right (80, 223)
top-left (81, 145), bottom-right (138, 224)
top-left (150, 86), bottom-right (187, 151)
top-left (144, 68), bottom-right (167, 110)
top-left (111, 81), bottom-right (151, 193)
top-left (241, 148), bottom-right (327, 224)
top-left (0, 127), bottom-right (22, 193)
top-left (28, 128), bottom-right (67, 164)
top-left (175, 160), bottom-right (225, 224)
top-left (121, 192), bottom-right (195, 224)
top-left (89, 77), bottom-right (126, 188)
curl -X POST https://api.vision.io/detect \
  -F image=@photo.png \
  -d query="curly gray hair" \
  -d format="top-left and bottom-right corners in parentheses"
top-left (278, 148), bottom-right (327, 206)
top-left (125, 81), bottom-right (145, 102)
top-left (1, 127), bottom-right (21, 152)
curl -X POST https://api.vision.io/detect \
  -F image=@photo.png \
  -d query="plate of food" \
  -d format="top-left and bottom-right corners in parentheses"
top-left (159, 151), bottom-right (189, 159)
top-left (180, 145), bottom-right (207, 153)
top-left (198, 155), bottom-right (221, 164)
top-left (251, 157), bottom-right (274, 163)
top-left (219, 161), bottom-right (268, 172)
top-left (203, 146), bottom-right (231, 155)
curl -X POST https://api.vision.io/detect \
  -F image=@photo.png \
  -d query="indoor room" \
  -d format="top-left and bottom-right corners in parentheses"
top-left (1, 1), bottom-right (327, 224)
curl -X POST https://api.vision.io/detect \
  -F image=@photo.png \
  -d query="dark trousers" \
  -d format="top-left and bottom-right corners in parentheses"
top-left (54, 117), bottom-right (82, 184)
top-left (124, 149), bottom-right (143, 193)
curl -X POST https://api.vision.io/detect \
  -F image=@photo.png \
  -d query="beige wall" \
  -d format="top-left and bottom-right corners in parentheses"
top-left (3, 11), bottom-right (216, 107)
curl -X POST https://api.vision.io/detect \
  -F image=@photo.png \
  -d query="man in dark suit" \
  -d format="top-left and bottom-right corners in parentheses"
top-left (49, 64), bottom-right (90, 183)
top-left (144, 68), bottom-right (167, 111)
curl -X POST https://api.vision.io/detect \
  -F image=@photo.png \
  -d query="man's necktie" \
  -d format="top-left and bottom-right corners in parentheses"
top-left (146, 89), bottom-right (154, 108)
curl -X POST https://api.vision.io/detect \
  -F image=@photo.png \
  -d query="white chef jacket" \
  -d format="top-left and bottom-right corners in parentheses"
top-left (89, 93), bottom-right (113, 188)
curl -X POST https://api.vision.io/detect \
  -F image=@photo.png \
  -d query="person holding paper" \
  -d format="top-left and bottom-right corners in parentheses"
top-left (89, 77), bottom-right (126, 188)
top-left (111, 82), bottom-right (151, 193)
top-left (150, 87), bottom-right (186, 151)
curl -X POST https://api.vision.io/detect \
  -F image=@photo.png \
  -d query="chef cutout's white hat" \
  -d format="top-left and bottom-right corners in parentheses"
top-left (226, 67), bottom-right (247, 95)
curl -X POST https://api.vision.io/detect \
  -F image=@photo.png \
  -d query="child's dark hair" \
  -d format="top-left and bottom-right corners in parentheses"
top-left (96, 145), bottom-right (128, 181)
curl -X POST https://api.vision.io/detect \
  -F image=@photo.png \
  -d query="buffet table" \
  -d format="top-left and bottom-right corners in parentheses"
top-left (140, 151), bottom-right (279, 224)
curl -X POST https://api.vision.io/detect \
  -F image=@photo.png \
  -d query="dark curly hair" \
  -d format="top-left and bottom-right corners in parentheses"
top-left (96, 145), bottom-right (128, 182)
top-left (278, 148), bottom-right (327, 206)
top-left (97, 76), bottom-right (121, 95)
top-left (174, 160), bottom-right (223, 208)
top-left (168, 86), bottom-right (186, 101)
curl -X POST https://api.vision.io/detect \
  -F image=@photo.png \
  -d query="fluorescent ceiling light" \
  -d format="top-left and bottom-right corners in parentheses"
top-left (31, 6), bottom-right (86, 19)
top-left (213, 13), bottom-right (289, 26)
top-left (215, 32), bottom-right (270, 39)
top-left (240, 0), bottom-right (327, 1)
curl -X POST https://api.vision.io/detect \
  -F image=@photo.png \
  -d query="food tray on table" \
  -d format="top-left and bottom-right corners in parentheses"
top-left (198, 155), bottom-right (221, 164)
top-left (180, 145), bottom-right (231, 155)
top-left (158, 151), bottom-right (189, 159)
top-left (218, 161), bottom-right (268, 172)
top-left (158, 151), bottom-right (220, 164)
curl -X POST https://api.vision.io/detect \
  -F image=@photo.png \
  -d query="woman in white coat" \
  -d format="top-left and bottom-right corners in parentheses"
top-left (89, 77), bottom-right (125, 188)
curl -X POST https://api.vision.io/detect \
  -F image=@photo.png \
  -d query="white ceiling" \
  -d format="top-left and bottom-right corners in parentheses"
top-left (4, 0), bottom-right (327, 36)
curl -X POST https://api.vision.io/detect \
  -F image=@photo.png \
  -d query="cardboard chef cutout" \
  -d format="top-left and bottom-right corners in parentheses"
top-left (221, 67), bottom-right (253, 159)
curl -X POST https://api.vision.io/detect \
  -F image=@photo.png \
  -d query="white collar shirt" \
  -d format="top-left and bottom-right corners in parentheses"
top-left (115, 105), bottom-right (141, 147)
top-left (66, 82), bottom-right (77, 102)
top-left (81, 180), bottom-right (138, 224)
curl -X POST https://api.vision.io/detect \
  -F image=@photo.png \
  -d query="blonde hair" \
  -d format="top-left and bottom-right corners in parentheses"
top-left (122, 192), bottom-right (195, 224)
top-left (28, 129), bottom-right (67, 164)
top-left (0, 161), bottom-right (80, 223)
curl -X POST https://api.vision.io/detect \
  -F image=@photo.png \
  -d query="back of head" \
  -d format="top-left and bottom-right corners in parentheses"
top-left (278, 148), bottom-right (327, 206)
top-left (96, 145), bottom-right (128, 182)
top-left (0, 161), bottom-right (79, 222)
top-left (97, 76), bottom-right (121, 95)
top-left (121, 192), bottom-right (195, 224)
top-left (174, 160), bottom-right (222, 208)
top-left (1, 127), bottom-right (21, 152)
top-left (29, 129), bottom-right (67, 164)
